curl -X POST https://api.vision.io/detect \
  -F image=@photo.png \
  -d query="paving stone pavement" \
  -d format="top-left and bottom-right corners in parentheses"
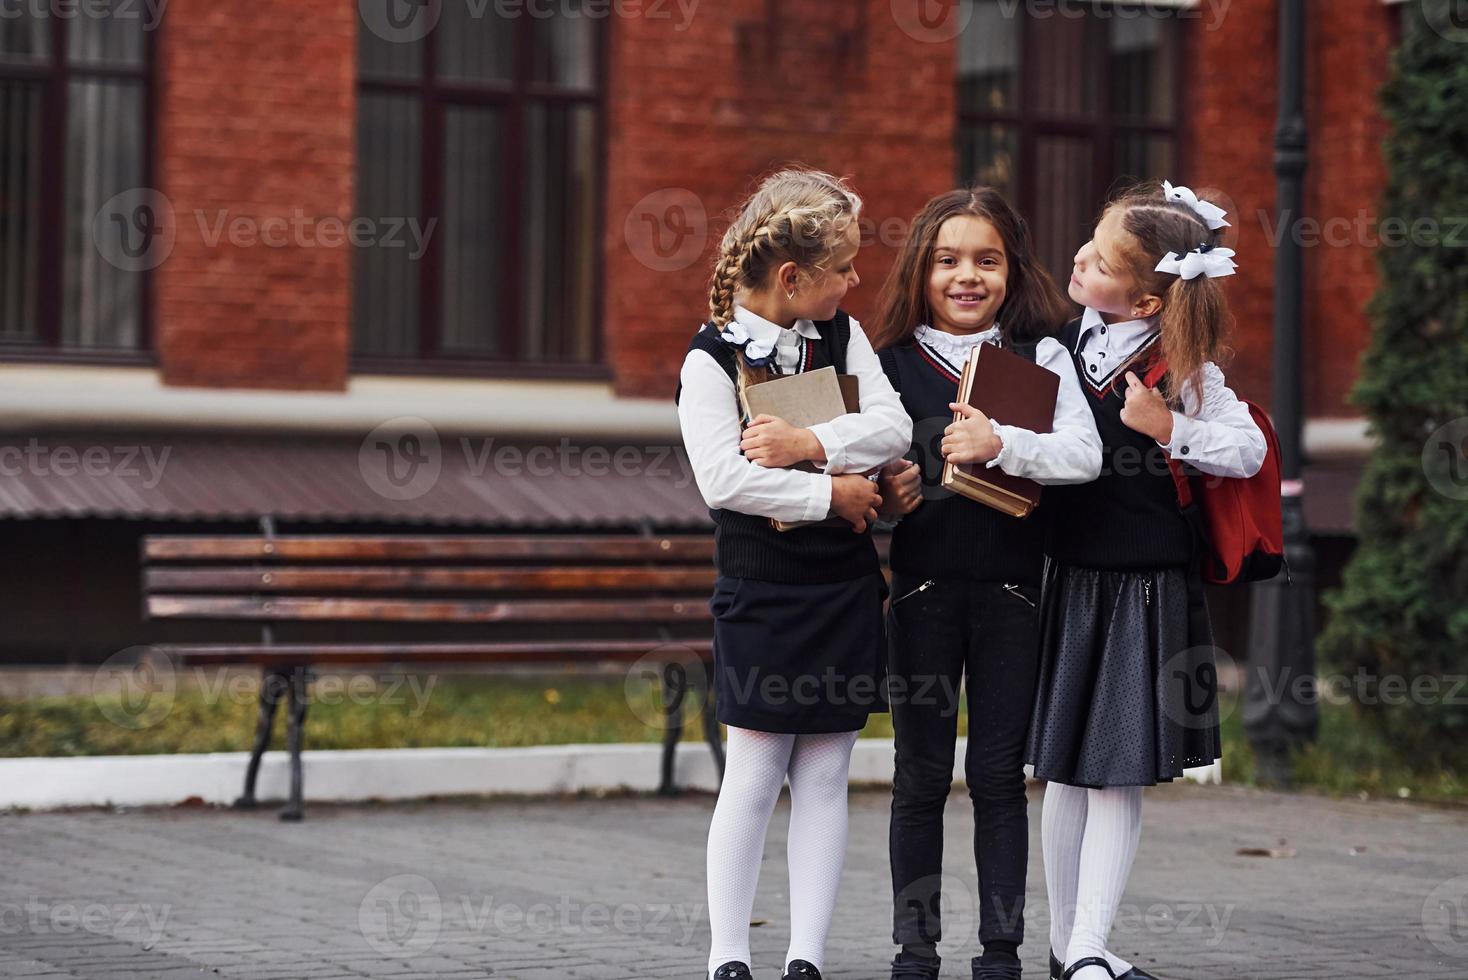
top-left (1, 782), bottom-right (1465, 980)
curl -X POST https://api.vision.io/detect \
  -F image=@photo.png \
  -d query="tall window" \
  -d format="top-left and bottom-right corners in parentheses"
top-left (0, 8), bottom-right (153, 357)
top-left (957, 1), bottom-right (1184, 282)
top-left (355, 3), bottom-right (604, 375)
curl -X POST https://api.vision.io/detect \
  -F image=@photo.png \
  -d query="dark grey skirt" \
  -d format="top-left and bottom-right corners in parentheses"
top-left (1025, 556), bottom-right (1221, 788)
top-left (710, 571), bottom-right (890, 734)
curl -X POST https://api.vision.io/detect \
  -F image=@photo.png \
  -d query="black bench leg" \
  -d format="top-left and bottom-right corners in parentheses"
top-left (279, 666), bottom-right (310, 822)
top-left (701, 660), bottom-right (725, 784)
top-left (234, 669), bottom-right (288, 810)
top-left (658, 660), bottom-right (688, 797)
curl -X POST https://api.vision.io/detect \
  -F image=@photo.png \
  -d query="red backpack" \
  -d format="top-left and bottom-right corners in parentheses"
top-left (1142, 359), bottom-right (1286, 585)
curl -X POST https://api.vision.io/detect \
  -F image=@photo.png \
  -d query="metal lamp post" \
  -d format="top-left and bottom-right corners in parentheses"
top-left (1242, 0), bottom-right (1320, 786)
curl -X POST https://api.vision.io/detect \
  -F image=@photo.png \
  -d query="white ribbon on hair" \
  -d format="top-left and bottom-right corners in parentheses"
top-left (1155, 245), bottom-right (1238, 280)
top-left (1162, 180), bottom-right (1231, 230)
top-left (718, 318), bottom-right (776, 362)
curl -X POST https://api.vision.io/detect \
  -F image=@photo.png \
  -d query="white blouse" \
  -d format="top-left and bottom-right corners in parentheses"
top-left (1073, 306), bottom-right (1266, 479)
top-left (676, 305), bottom-right (913, 524)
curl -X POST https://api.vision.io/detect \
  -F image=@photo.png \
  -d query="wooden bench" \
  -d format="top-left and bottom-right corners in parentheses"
top-left (141, 524), bottom-right (726, 820)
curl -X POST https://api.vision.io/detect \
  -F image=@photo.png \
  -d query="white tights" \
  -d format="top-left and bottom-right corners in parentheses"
top-left (706, 726), bottom-right (859, 980)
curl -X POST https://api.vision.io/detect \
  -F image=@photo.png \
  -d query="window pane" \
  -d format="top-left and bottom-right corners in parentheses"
top-left (530, 3), bottom-right (595, 90)
top-left (957, 122), bottom-right (1018, 198)
top-left (354, 94), bottom-right (422, 357)
top-left (439, 106), bottom-right (504, 357)
top-left (958, 1), bottom-right (1019, 115)
top-left (1033, 136), bottom-right (1094, 285)
top-left (62, 79), bottom-right (145, 350)
top-left (1113, 133), bottom-right (1175, 187)
top-left (0, 12), bottom-right (48, 64)
top-left (1029, 9), bottom-right (1101, 117)
top-left (67, 2), bottom-right (147, 69)
top-left (520, 104), bottom-right (597, 363)
top-left (0, 81), bottom-right (43, 343)
top-left (439, 2), bottom-right (513, 84)
top-left (1111, 10), bottom-right (1176, 122)
top-left (358, 9), bottom-right (423, 81)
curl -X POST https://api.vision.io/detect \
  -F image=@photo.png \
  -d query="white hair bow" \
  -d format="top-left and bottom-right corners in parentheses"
top-left (1156, 243), bottom-right (1238, 280)
top-left (1162, 180), bottom-right (1230, 230)
top-left (717, 318), bottom-right (776, 365)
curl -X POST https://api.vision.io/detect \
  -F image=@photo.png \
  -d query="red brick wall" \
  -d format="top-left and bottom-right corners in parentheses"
top-left (603, 0), bottom-right (956, 399)
top-left (154, 2), bottom-right (355, 390)
top-left (1187, 0), bottom-right (1395, 418)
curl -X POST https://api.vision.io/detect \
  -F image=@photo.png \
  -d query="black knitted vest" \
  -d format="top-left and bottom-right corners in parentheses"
top-left (1044, 316), bottom-right (1194, 570)
top-left (675, 311), bottom-right (879, 584)
top-left (878, 333), bottom-right (1049, 585)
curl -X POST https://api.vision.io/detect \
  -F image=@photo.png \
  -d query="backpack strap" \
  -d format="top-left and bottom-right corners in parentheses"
top-left (1139, 353), bottom-right (1195, 510)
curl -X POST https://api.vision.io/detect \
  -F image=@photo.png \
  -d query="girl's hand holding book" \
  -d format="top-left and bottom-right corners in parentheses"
top-left (830, 474), bottom-right (883, 533)
top-left (740, 414), bottom-right (826, 468)
top-left (877, 459), bottom-right (922, 517)
top-left (942, 402), bottom-right (1003, 465)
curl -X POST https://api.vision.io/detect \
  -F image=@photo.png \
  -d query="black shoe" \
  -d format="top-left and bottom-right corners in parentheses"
top-left (1050, 949), bottom-right (1062, 980)
top-left (1062, 958), bottom-right (1116, 980)
top-left (712, 962), bottom-right (752, 980)
top-left (1115, 968), bottom-right (1161, 980)
top-left (783, 960), bottom-right (822, 980)
top-left (891, 950), bottom-right (941, 980)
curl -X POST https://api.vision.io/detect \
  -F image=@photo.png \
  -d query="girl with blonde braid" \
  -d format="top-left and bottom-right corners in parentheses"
top-left (675, 168), bottom-right (912, 980)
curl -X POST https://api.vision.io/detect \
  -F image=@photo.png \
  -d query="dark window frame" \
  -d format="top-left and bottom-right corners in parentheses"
top-left (352, 13), bottom-right (611, 381)
top-left (956, 1), bottom-right (1189, 259)
top-left (0, 13), bottom-right (157, 365)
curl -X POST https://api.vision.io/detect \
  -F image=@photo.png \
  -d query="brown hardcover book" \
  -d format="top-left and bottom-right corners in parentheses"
top-left (940, 342), bottom-right (1058, 518)
top-left (738, 368), bottom-right (864, 532)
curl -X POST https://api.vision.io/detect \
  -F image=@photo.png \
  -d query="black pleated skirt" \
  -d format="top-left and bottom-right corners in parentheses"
top-left (1025, 556), bottom-right (1221, 788)
top-left (709, 571), bottom-right (890, 734)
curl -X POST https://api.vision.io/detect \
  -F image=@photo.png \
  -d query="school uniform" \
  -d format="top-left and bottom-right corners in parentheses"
top-left (878, 324), bottom-right (1101, 972)
top-left (1028, 307), bottom-right (1268, 789)
top-left (676, 304), bottom-right (913, 735)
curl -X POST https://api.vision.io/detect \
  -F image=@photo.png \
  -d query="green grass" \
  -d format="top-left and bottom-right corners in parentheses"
top-left (9, 673), bottom-right (1464, 804)
top-left (1218, 691), bottom-right (1468, 802)
top-left (0, 672), bottom-right (912, 759)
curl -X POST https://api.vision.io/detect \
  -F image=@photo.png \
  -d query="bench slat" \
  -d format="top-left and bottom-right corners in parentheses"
top-left (147, 595), bottom-right (712, 623)
top-left (142, 535), bottom-right (717, 562)
top-left (156, 639), bottom-right (712, 666)
top-left (144, 566), bottom-right (718, 593)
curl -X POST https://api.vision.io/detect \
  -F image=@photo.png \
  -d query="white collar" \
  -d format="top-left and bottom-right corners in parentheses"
top-left (915, 322), bottom-right (999, 359)
top-left (733, 304), bottom-right (822, 343)
top-left (1075, 306), bottom-right (1159, 353)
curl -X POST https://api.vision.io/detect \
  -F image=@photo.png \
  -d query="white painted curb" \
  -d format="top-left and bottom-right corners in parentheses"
top-left (0, 740), bottom-right (1220, 811)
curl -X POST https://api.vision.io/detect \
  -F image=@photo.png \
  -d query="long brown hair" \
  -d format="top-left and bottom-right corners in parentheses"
top-left (1103, 182), bottom-right (1236, 408)
top-left (868, 186), bottom-right (1071, 351)
top-left (706, 167), bottom-right (862, 399)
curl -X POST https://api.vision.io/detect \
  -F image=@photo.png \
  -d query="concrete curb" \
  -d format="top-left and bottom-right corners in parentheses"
top-left (0, 740), bottom-right (1221, 810)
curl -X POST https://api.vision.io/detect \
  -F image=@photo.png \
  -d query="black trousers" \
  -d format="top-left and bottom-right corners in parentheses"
top-left (887, 571), bottom-right (1041, 960)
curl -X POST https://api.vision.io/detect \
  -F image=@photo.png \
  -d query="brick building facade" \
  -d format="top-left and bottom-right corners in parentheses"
top-left (0, 0), bottom-right (1414, 660)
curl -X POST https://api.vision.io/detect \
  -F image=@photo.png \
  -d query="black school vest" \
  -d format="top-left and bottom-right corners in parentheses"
top-left (674, 311), bottom-right (879, 585)
top-left (878, 333), bottom-right (1049, 585)
top-left (1043, 316), bottom-right (1194, 570)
